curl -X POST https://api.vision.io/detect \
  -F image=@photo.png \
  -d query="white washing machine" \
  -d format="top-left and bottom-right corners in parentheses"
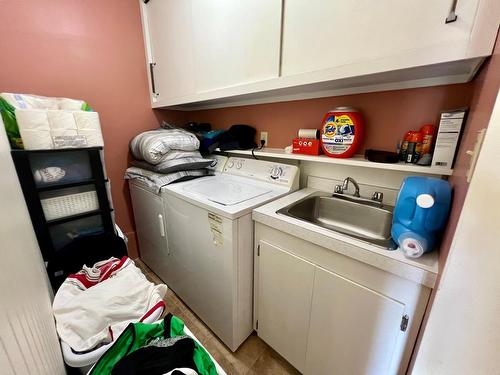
top-left (129, 156), bottom-right (299, 351)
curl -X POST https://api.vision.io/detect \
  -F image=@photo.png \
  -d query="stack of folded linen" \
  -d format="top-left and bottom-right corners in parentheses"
top-left (0, 92), bottom-right (103, 149)
top-left (125, 126), bottom-right (215, 192)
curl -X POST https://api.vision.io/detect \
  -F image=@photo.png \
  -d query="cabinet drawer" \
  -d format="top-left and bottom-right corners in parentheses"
top-left (28, 150), bottom-right (94, 187)
top-left (49, 214), bottom-right (104, 251)
top-left (39, 185), bottom-right (99, 221)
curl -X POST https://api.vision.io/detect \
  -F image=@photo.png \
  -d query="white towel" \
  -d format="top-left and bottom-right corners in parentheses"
top-left (53, 257), bottom-right (168, 353)
top-left (15, 109), bottom-right (104, 149)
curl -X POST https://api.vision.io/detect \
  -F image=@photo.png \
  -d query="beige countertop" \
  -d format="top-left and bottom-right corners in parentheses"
top-left (252, 188), bottom-right (439, 288)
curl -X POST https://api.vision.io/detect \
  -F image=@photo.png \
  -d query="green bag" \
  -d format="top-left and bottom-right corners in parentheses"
top-left (0, 97), bottom-right (22, 148)
top-left (90, 314), bottom-right (218, 375)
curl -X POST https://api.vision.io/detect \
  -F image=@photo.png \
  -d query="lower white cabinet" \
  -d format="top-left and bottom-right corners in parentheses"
top-left (305, 267), bottom-right (405, 375)
top-left (257, 242), bottom-right (315, 372)
top-left (254, 226), bottom-right (431, 375)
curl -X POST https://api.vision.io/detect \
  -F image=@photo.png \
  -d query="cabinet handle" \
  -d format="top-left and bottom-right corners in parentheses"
top-left (149, 62), bottom-right (158, 95)
top-left (445, 0), bottom-right (458, 23)
top-left (158, 214), bottom-right (165, 237)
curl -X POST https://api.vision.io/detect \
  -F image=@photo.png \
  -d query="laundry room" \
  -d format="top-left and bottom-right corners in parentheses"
top-left (1, 1), bottom-right (500, 374)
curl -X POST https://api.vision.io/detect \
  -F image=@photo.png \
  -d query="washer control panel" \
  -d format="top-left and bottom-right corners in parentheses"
top-left (223, 157), bottom-right (299, 188)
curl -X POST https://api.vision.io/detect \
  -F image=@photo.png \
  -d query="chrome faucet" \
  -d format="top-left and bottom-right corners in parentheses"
top-left (334, 177), bottom-right (384, 205)
top-left (335, 177), bottom-right (360, 197)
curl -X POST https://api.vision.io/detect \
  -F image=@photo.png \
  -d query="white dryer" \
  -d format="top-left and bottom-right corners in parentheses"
top-left (129, 156), bottom-right (299, 351)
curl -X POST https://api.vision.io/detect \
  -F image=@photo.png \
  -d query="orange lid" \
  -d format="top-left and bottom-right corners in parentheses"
top-left (420, 124), bottom-right (436, 135)
top-left (409, 131), bottom-right (423, 142)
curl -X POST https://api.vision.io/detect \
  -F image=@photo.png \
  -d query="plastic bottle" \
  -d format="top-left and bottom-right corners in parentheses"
top-left (417, 124), bottom-right (437, 165)
top-left (320, 107), bottom-right (364, 158)
top-left (391, 176), bottom-right (452, 258)
top-left (405, 131), bottom-right (423, 164)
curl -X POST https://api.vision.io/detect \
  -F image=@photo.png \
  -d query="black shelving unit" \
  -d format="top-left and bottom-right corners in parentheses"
top-left (11, 147), bottom-right (115, 261)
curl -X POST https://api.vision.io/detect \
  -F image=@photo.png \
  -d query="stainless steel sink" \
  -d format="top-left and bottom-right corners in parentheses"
top-left (277, 193), bottom-right (397, 249)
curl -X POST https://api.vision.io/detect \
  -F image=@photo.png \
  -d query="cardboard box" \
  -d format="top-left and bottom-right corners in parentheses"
top-left (432, 109), bottom-right (467, 169)
top-left (293, 138), bottom-right (321, 156)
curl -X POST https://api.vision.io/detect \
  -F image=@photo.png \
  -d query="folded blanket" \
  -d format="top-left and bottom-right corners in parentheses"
top-left (130, 128), bottom-right (200, 165)
top-left (14, 109), bottom-right (104, 149)
top-left (131, 152), bottom-right (215, 175)
top-left (125, 167), bottom-right (213, 193)
top-left (53, 257), bottom-right (167, 353)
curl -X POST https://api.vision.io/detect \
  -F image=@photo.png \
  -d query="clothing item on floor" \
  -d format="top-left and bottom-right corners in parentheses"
top-left (53, 257), bottom-right (167, 353)
top-left (90, 314), bottom-right (217, 375)
top-left (111, 337), bottom-right (197, 375)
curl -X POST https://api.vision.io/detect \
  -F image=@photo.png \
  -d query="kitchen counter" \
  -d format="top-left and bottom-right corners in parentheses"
top-left (252, 188), bottom-right (439, 288)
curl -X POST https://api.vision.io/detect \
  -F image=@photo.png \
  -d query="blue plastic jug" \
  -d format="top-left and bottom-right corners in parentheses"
top-left (391, 176), bottom-right (452, 258)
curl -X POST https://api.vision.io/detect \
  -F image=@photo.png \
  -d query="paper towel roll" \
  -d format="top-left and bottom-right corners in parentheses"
top-left (298, 128), bottom-right (320, 139)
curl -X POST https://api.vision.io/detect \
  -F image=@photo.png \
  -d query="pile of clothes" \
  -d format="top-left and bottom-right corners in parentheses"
top-left (125, 123), bottom-right (215, 192)
top-left (53, 257), bottom-right (218, 375)
top-left (53, 257), bottom-right (168, 353)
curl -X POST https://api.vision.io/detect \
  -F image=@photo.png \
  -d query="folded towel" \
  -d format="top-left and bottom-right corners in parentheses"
top-left (131, 151), bottom-right (215, 174)
top-left (130, 128), bottom-right (200, 165)
top-left (125, 167), bottom-right (213, 193)
top-left (15, 109), bottom-right (104, 149)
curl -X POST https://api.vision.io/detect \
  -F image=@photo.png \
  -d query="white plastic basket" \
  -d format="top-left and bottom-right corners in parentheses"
top-left (41, 191), bottom-right (99, 221)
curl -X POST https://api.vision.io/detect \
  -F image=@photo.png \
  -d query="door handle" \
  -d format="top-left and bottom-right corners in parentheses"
top-left (445, 0), bottom-right (458, 23)
top-left (158, 214), bottom-right (165, 237)
top-left (149, 62), bottom-right (158, 95)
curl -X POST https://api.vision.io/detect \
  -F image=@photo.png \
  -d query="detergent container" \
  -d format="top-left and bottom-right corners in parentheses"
top-left (320, 107), bottom-right (364, 158)
top-left (391, 176), bottom-right (452, 258)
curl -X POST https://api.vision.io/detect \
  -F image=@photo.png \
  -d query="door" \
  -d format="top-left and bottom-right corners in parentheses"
top-left (191, 0), bottom-right (282, 92)
top-left (129, 183), bottom-right (168, 277)
top-left (413, 91), bottom-right (500, 373)
top-left (257, 241), bottom-right (315, 373)
top-left (305, 267), bottom-right (406, 375)
top-left (143, 0), bottom-right (196, 101)
top-left (0, 121), bottom-right (65, 374)
top-left (281, 0), bottom-right (479, 77)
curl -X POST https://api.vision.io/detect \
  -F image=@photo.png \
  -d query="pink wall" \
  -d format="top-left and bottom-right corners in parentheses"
top-left (0, 0), bottom-right (184, 257)
top-left (181, 84), bottom-right (474, 153)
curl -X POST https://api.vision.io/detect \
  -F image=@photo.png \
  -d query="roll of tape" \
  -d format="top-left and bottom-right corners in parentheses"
top-left (298, 128), bottom-right (320, 139)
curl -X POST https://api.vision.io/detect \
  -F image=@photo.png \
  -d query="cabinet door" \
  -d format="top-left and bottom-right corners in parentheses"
top-left (305, 267), bottom-right (406, 375)
top-left (257, 241), bottom-right (315, 373)
top-left (144, 0), bottom-right (196, 101)
top-left (282, 0), bottom-right (479, 76)
top-left (191, 0), bottom-right (282, 92)
top-left (129, 183), bottom-right (168, 277)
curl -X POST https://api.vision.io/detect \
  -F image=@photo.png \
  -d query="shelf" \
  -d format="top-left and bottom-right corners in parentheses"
top-left (46, 209), bottom-right (112, 226)
top-left (36, 179), bottom-right (97, 192)
top-left (218, 148), bottom-right (453, 176)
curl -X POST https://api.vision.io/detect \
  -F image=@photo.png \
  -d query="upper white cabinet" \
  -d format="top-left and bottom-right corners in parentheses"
top-left (141, 0), bottom-right (196, 101)
top-left (141, 0), bottom-right (281, 104)
top-left (140, 0), bottom-right (499, 109)
top-left (281, 0), bottom-right (483, 77)
top-left (191, 0), bottom-right (282, 93)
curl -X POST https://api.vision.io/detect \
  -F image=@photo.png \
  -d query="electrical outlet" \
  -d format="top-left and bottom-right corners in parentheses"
top-left (260, 131), bottom-right (268, 146)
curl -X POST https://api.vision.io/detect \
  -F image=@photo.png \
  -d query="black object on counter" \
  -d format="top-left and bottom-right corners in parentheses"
top-left (216, 124), bottom-right (257, 151)
top-left (364, 149), bottom-right (400, 163)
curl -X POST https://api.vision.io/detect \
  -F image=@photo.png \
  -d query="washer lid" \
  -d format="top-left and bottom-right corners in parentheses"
top-left (183, 177), bottom-right (272, 206)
